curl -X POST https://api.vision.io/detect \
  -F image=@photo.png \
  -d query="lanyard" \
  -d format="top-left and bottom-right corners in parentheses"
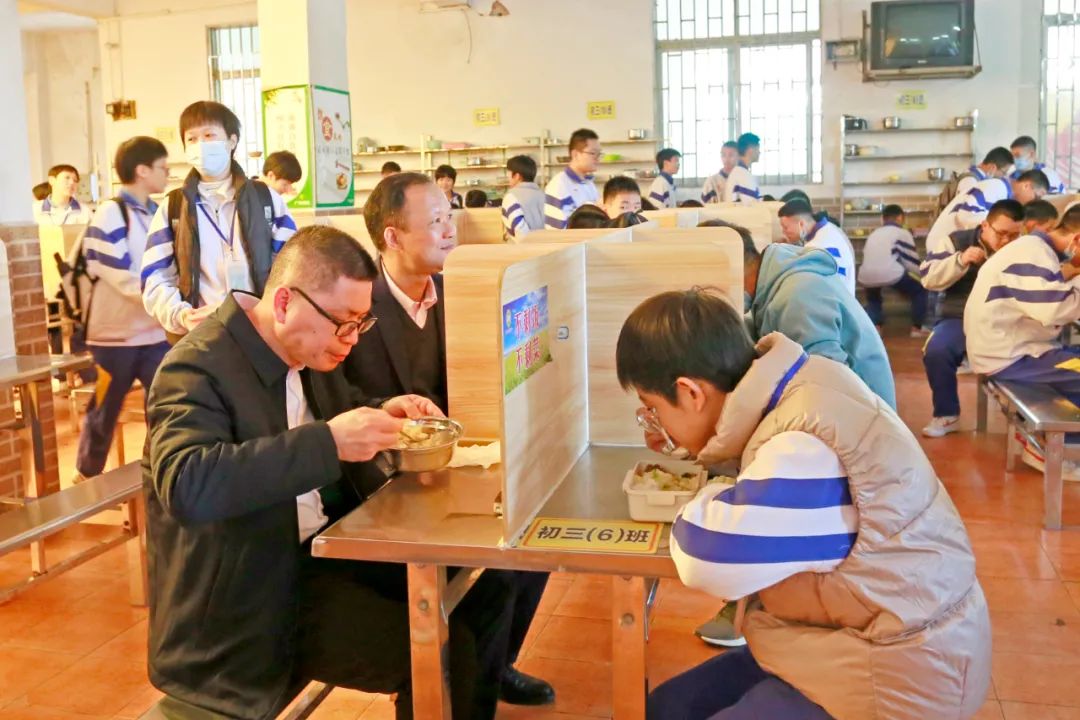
top-left (197, 202), bottom-right (237, 253)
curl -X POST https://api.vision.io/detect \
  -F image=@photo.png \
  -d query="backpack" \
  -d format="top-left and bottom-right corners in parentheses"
top-left (55, 197), bottom-right (130, 328)
top-left (935, 170), bottom-right (975, 217)
top-left (165, 181), bottom-right (273, 234)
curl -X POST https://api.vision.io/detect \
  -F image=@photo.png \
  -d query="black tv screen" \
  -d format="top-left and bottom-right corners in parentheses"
top-left (870, 0), bottom-right (975, 70)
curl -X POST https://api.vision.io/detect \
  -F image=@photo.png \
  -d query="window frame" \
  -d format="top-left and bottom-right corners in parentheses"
top-left (206, 24), bottom-right (263, 179)
top-left (653, 2), bottom-right (823, 186)
top-left (1040, 8), bottom-right (1080, 191)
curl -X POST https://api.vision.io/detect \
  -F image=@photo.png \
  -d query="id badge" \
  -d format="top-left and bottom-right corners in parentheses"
top-left (225, 256), bottom-right (251, 291)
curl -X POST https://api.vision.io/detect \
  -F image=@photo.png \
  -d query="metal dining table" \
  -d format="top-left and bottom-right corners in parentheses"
top-left (312, 445), bottom-right (678, 719)
top-left (0, 353), bottom-right (94, 572)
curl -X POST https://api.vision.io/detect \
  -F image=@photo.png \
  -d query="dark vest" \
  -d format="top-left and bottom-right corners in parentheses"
top-left (386, 299), bottom-right (448, 413)
top-left (940, 227), bottom-right (990, 320)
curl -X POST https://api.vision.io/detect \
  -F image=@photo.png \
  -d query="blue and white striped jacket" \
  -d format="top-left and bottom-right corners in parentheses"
top-left (648, 172), bottom-right (677, 208)
top-left (501, 182), bottom-right (546, 241)
top-left (701, 170), bottom-right (729, 204)
top-left (964, 231), bottom-right (1080, 374)
top-left (543, 167), bottom-right (599, 230)
top-left (1010, 162), bottom-right (1068, 195)
top-left (82, 192), bottom-right (166, 346)
top-left (858, 222), bottom-right (919, 288)
top-left (722, 163), bottom-right (760, 204)
top-left (921, 177), bottom-right (1012, 291)
top-left (804, 218), bottom-right (856, 295)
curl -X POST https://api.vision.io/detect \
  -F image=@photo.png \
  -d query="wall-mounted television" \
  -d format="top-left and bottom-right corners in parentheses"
top-left (869, 0), bottom-right (976, 71)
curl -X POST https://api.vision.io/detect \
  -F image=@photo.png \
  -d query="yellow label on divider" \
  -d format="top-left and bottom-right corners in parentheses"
top-left (522, 517), bottom-right (661, 554)
top-left (1054, 357), bottom-right (1080, 373)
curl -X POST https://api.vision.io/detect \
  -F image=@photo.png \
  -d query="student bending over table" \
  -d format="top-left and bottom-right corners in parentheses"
top-left (615, 289), bottom-right (990, 720)
top-left (144, 225), bottom-right (517, 720)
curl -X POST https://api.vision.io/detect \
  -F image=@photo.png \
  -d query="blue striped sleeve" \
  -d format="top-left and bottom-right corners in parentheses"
top-left (1002, 263), bottom-right (1064, 282)
top-left (672, 520), bottom-right (857, 565)
top-left (649, 191), bottom-right (666, 202)
top-left (894, 250), bottom-right (921, 267)
top-left (712, 476), bottom-right (852, 509)
top-left (84, 247), bottom-right (131, 270)
top-left (502, 202), bottom-right (522, 218)
top-left (545, 194), bottom-right (573, 209)
top-left (145, 226), bottom-right (174, 249)
top-left (272, 214), bottom-right (297, 231)
top-left (733, 184), bottom-right (760, 199)
top-left (985, 286), bottom-right (1073, 303)
top-left (702, 189), bottom-right (717, 202)
top-left (84, 224), bottom-right (127, 244)
top-left (140, 255), bottom-right (174, 289)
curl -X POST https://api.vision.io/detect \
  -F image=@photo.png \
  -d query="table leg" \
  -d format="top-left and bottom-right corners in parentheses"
top-left (407, 563), bottom-right (452, 720)
top-left (976, 378), bottom-right (988, 433)
top-left (19, 381), bottom-right (47, 574)
top-left (1005, 425), bottom-right (1020, 472)
top-left (124, 494), bottom-right (148, 606)
top-left (611, 575), bottom-right (648, 720)
top-left (1044, 432), bottom-right (1064, 530)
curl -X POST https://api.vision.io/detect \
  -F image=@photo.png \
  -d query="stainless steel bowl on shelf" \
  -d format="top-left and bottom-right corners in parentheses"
top-left (628, 129), bottom-right (648, 140)
top-left (953, 116), bottom-right (976, 128)
top-left (883, 116), bottom-right (902, 130)
top-left (391, 417), bottom-right (463, 473)
top-left (844, 143), bottom-right (860, 157)
top-left (927, 167), bottom-right (946, 181)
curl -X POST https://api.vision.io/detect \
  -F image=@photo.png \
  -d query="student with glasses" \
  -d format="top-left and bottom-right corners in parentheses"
top-left (543, 128), bottom-right (602, 229)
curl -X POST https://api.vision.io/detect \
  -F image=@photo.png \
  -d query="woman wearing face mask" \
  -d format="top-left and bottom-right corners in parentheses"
top-left (140, 101), bottom-right (298, 341)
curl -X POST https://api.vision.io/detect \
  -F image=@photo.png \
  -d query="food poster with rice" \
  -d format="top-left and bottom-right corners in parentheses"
top-left (261, 85), bottom-right (314, 209)
top-left (502, 286), bottom-right (552, 395)
top-left (311, 86), bottom-right (354, 208)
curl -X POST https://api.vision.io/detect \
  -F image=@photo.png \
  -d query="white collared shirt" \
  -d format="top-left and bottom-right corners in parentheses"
top-left (34, 196), bottom-right (91, 226)
top-left (383, 268), bottom-right (438, 328)
top-left (288, 367), bottom-right (328, 543)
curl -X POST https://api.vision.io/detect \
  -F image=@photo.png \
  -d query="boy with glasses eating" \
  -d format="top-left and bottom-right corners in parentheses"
top-left (543, 128), bottom-right (601, 229)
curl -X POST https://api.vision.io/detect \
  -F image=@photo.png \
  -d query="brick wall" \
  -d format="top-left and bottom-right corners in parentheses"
top-left (0, 223), bottom-right (59, 499)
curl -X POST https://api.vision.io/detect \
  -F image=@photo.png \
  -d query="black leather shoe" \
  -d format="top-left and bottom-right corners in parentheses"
top-left (499, 666), bottom-right (556, 706)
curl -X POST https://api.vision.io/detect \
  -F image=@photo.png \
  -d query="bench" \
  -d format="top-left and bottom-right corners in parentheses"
top-left (977, 377), bottom-right (1080, 529)
top-left (0, 461), bottom-right (147, 604)
top-left (138, 682), bottom-right (335, 720)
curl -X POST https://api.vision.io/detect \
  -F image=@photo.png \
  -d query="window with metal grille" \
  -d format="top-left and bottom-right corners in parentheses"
top-left (1042, 1), bottom-right (1080, 191)
top-left (208, 25), bottom-right (262, 178)
top-left (655, 0), bottom-right (822, 185)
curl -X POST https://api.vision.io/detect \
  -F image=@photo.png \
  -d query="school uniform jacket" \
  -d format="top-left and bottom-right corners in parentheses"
top-left (1011, 162), bottom-right (1068, 195)
top-left (34, 196), bottom-right (91, 225)
top-left (647, 172), bottom-right (678, 208)
top-left (144, 293), bottom-right (379, 720)
top-left (954, 166), bottom-right (989, 199)
top-left (701, 170), bottom-right (729, 204)
top-left (964, 232), bottom-right (1080, 375)
top-left (921, 177), bottom-right (1012, 291)
top-left (543, 167), bottom-right (599, 229)
top-left (501, 182), bottom-right (546, 241)
top-left (803, 218), bottom-right (857, 295)
top-left (858, 222), bottom-right (919, 288)
top-left (721, 163), bottom-right (760, 203)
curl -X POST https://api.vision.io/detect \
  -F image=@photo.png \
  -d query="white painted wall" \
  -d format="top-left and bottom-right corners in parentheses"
top-left (0, 0), bottom-right (34, 223)
top-left (20, 0), bottom-right (1046, 204)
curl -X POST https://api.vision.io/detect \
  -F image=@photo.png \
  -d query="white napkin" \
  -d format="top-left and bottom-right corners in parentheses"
top-left (448, 442), bottom-right (502, 469)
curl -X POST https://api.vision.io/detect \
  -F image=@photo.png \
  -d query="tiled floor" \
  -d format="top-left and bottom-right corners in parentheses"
top-left (1, 331), bottom-right (1079, 719)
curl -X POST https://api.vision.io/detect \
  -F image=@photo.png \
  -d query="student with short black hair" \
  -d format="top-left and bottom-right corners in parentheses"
top-left (544, 128), bottom-right (601, 229)
top-left (74, 136), bottom-right (172, 483)
top-left (777, 199), bottom-right (856, 295)
top-left (954, 146), bottom-right (1017, 199)
top-left (648, 148), bottom-right (681, 208)
top-left (262, 150), bottom-right (302, 197)
top-left (618, 288), bottom-right (988, 720)
top-left (464, 189), bottom-right (488, 208)
top-left (32, 182), bottom-right (50, 202)
top-left (434, 164), bottom-right (463, 209)
top-left (920, 199), bottom-right (1024, 438)
top-left (602, 176), bottom-right (642, 219)
top-left (859, 204), bottom-right (928, 335)
top-left (679, 199), bottom-right (704, 208)
top-left (566, 204), bottom-right (611, 230)
top-left (380, 161), bottom-right (401, 177)
top-left (500, 155), bottom-right (545, 241)
top-left (722, 132), bottom-right (762, 203)
top-left (34, 164), bottom-right (90, 225)
top-left (141, 100), bottom-right (297, 340)
top-left (1010, 135), bottom-right (1067, 194)
top-left (1023, 199), bottom-right (1059, 234)
top-left (702, 141), bottom-right (739, 204)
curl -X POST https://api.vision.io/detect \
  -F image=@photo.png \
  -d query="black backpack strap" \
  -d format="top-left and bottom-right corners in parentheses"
top-left (250, 179), bottom-right (274, 224)
top-left (113, 195), bottom-right (129, 229)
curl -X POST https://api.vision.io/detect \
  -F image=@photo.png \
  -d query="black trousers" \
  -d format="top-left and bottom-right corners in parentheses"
top-left (295, 559), bottom-right (546, 720)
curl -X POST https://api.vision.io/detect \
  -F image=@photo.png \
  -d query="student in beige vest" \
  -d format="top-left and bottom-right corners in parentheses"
top-left (617, 288), bottom-right (990, 720)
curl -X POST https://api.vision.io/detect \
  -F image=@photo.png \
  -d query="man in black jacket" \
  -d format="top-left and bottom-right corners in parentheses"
top-left (144, 224), bottom-right (515, 720)
top-left (343, 172), bottom-right (554, 706)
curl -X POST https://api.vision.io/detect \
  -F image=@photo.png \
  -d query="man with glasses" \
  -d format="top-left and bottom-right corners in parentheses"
top-left (920, 199), bottom-right (1025, 438)
top-left (73, 136), bottom-right (172, 483)
top-left (543, 128), bottom-right (601, 229)
top-left (143, 224), bottom-right (517, 720)
top-left (344, 172), bottom-right (557, 708)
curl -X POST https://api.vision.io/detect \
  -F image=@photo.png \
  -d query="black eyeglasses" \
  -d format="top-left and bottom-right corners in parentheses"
top-left (289, 287), bottom-right (377, 338)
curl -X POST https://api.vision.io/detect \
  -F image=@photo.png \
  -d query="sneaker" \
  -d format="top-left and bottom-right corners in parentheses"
top-left (1019, 435), bottom-right (1080, 482)
top-left (957, 359), bottom-right (974, 375)
top-left (694, 601), bottom-right (747, 648)
top-left (71, 472), bottom-right (89, 485)
top-left (922, 416), bottom-right (960, 438)
top-left (910, 326), bottom-right (931, 338)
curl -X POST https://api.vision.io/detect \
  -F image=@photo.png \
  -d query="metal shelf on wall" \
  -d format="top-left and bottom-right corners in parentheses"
top-left (843, 180), bottom-right (949, 186)
top-left (842, 208), bottom-right (935, 215)
top-left (845, 126), bottom-right (975, 134)
top-left (844, 153), bottom-right (973, 162)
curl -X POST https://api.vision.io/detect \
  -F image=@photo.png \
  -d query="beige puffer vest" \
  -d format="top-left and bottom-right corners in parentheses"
top-left (698, 333), bottom-right (990, 720)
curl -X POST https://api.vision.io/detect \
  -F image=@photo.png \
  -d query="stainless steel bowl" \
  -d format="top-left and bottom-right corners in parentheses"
top-left (953, 116), bottom-right (976, 128)
top-left (844, 143), bottom-right (860, 157)
top-left (883, 116), bottom-right (902, 130)
top-left (628, 129), bottom-right (648, 140)
top-left (927, 167), bottom-right (946, 181)
top-left (392, 417), bottom-right (463, 473)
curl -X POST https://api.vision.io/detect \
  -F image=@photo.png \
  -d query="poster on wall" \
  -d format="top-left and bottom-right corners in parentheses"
top-left (311, 86), bottom-right (354, 208)
top-left (502, 287), bottom-right (552, 395)
top-left (262, 85), bottom-right (314, 209)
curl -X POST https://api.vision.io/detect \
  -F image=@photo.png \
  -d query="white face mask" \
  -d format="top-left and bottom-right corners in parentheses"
top-left (185, 140), bottom-right (231, 179)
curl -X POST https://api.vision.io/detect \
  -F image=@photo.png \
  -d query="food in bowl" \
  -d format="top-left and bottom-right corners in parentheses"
top-left (392, 417), bottom-right (463, 472)
top-left (398, 422), bottom-right (441, 449)
top-left (631, 463), bottom-right (700, 492)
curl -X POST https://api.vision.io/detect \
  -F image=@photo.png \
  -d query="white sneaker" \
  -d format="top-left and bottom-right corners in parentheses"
top-left (922, 416), bottom-right (960, 438)
top-left (957, 359), bottom-right (974, 375)
top-left (910, 326), bottom-right (931, 338)
top-left (1019, 435), bottom-right (1080, 482)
